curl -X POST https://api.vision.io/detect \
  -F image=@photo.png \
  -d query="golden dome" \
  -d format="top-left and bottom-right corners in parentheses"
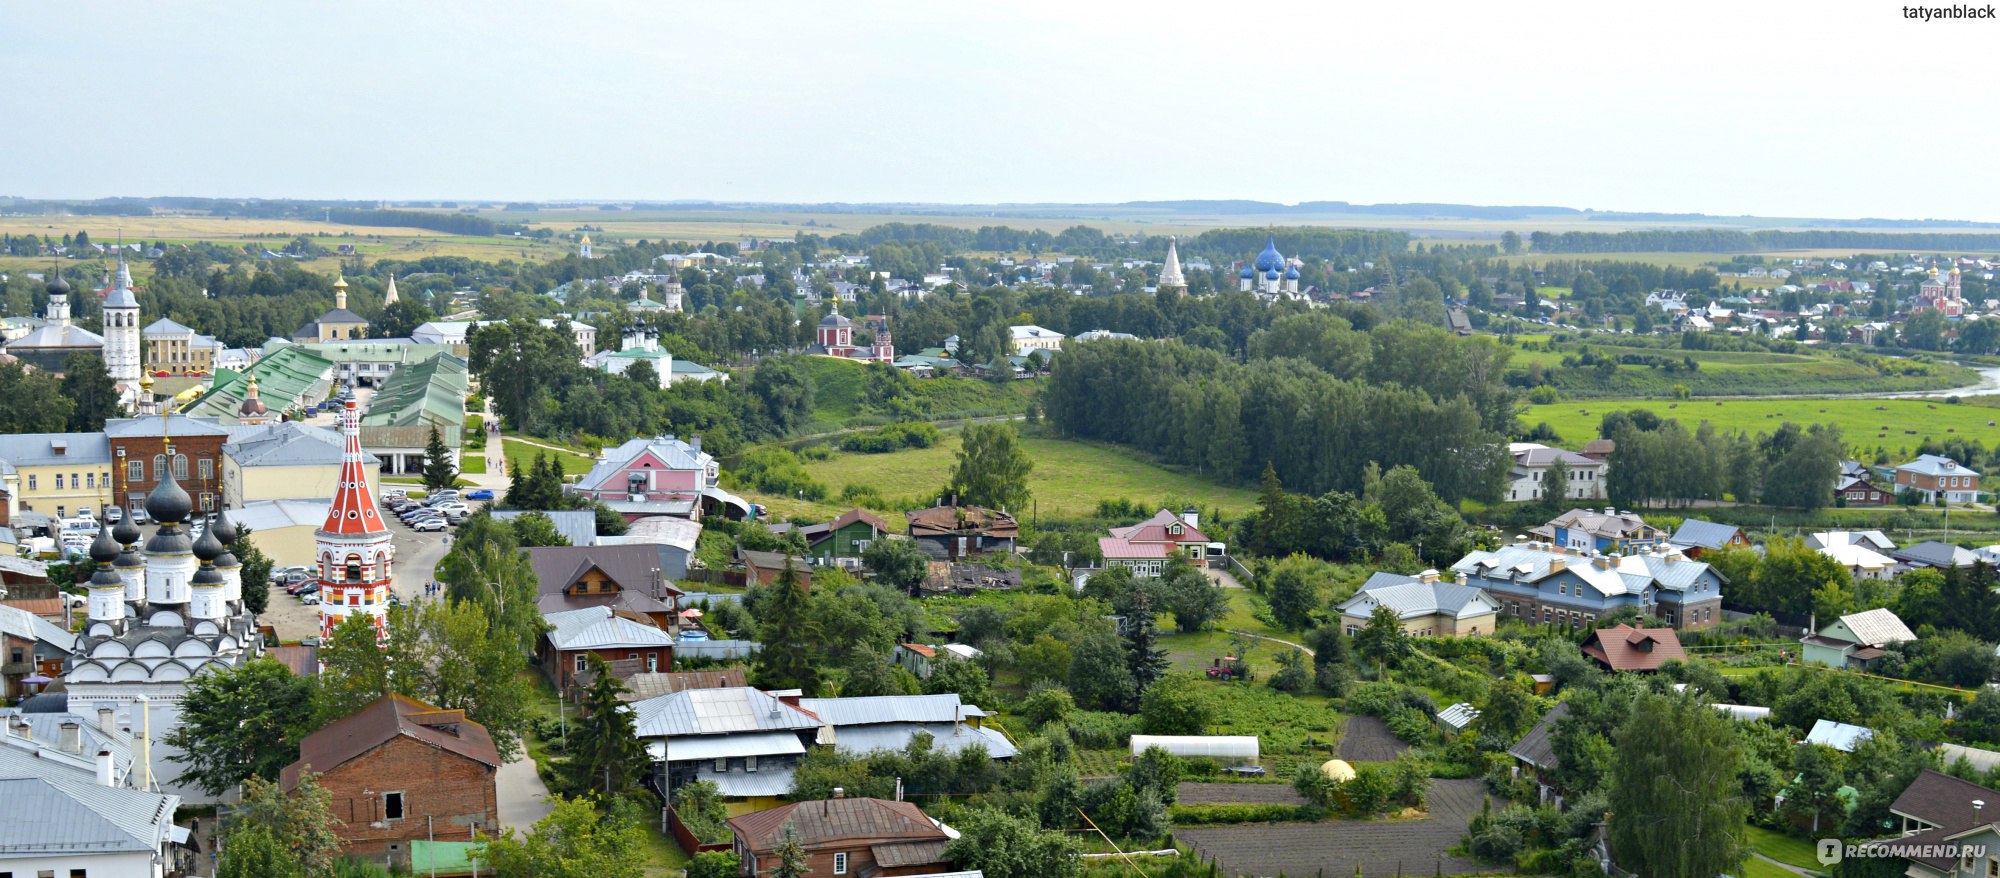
top-left (333, 273), bottom-right (349, 289)
top-left (140, 373), bottom-right (155, 391)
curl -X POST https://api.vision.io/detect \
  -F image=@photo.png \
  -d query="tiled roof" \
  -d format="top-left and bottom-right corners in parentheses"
top-left (1892, 769), bottom-right (2000, 831)
top-left (527, 543), bottom-right (681, 608)
top-left (282, 694), bottom-right (500, 789)
top-left (727, 796), bottom-right (946, 852)
top-left (1580, 625), bottom-right (1685, 672)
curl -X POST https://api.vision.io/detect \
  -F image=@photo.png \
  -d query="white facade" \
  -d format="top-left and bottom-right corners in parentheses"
top-left (1505, 443), bottom-right (1608, 503)
top-left (102, 258), bottom-right (144, 394)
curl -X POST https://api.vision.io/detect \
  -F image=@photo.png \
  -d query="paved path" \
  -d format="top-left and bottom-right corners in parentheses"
top-left (496, 752), bottom-right (554, 832)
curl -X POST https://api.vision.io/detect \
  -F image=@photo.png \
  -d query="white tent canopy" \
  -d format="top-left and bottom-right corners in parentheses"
top-left (1129, 735), bottom-right (1259, 764)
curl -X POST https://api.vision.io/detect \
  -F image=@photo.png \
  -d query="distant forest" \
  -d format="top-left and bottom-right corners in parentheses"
top-left (1530, 229), bottom-right (2000, 253)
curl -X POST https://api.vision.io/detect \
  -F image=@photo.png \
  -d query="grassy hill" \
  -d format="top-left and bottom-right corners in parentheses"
top-left (1521, 395), bottom-right (2000, 457)
top-left (796, 356), bottom-right (1034, 433)
top-left (1507, 339), bottom-right (1975, 398)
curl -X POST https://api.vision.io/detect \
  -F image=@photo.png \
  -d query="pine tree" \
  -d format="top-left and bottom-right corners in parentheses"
top-left (565, 656), bottom-right (649, 797)
top-left (752, 560), bottom-right (823, 694)
top-left (1124, 590), bottom-right (1168, 696)
top-left (422, 425), bottom-right (458, 492)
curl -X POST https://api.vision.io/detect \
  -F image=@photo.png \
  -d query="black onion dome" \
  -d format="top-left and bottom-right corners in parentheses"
top-left (89, 522), bottom-right (120, 564)
top-left (211, 513), bottom-right (238, 545)
top-left (192, 517), bottom-right (225, 562)
top-left (112, 512), bottom-right (141, 547)
top-left (192, 565), bottom-right (225, 587)
top-left (144, 529), bottom-right (192, 556)
top-left (45, 272), bottom-right (69, 295)
top-left (145, 457), bottom-right (193, 526)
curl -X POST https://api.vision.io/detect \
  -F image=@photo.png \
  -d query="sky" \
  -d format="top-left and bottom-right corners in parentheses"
top-left (4, 0), bottom-right (1998, 221)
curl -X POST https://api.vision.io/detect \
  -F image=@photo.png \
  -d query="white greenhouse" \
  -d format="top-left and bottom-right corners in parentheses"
top-left (1128, 735), bottom-right (1260, 766)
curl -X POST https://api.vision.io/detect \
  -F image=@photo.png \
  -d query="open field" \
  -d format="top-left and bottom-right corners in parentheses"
top-left (1506, 339), bottom-right (1976, 398)
top-left (502, 438), bottom-right (598, 478)
top-left (0, 214), bottom-right (569, 275)
top-left (1521, 395), bottom-right (2000, 454)
top-left (792, 432), bottom-right (1261, 521)
top-left (1743, 825), bottom-right (1827, 873)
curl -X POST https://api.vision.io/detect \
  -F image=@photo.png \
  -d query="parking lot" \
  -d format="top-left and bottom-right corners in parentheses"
top-left (258, 492), bottom-right (470, 643)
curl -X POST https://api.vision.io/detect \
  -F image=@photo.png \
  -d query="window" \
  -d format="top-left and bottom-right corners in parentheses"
top-left (27, 475), bottom-right (36, 490)
top-left (1344, 625), bottom-right (1359, 636)
top-left (384, 791), bottom-right (405, 820)
top-left (199, 458), bottom-right (214, 481)
top-left (127, 460), bottom-right (142, 482)
top-left (70, 472), bottom-right (78, 488)
top-left (746, 755), bottom-right (758, 773)
top-left (199, 493), bottom-right (214, 512)
top-left (574, 654), bottom-right (588, 673)
top-left (648, 653), bottom-right (658, 672)
top-left (152, 454), bottom-right (166, 480)
top-left (54, 475), bottom-right (64, 490)
top-left (833, 852), bottom-right (848, 875)
top-left (628, 652), bottom-right (639, 661)
top-left (714, 757), bottom-right (728, 772)
top-left (85, 473), bottom-right (94, 489)
top-left (173, 455), bottom-right (188, 480)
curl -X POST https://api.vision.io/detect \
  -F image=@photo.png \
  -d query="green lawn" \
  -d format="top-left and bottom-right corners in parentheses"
top-left (1521, 396), bottom-right (2000, 457)
top-left (789, 433), bottom-right (1261, 522)
top-left (1743, 824), bottom-right (1826, 873)
top-left (1505, 339), bottom-right (1975, 399)
top-left (503, 438), bottom-right (598, 478)
top-left (460, 455), bottom-right (487, 475)
top-left (1741, 854), bottom-right (1809, 878)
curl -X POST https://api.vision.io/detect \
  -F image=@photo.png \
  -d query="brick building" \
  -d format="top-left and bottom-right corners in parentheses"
top-left (727, 794), bottom-right (955, 878)
top-left (1895, 454), bottom-right (1981, 505)
top-left (106, 415), bottom-right (231, 519)
top-left (538, 605), bottom-right (676, 692)
top-left (280, 694), bottom-right (501, 868)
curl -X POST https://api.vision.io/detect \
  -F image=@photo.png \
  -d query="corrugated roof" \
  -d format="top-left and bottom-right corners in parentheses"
top-left (830, 722), bottom-right (1018, 760)
top-left (1437, 703), bottom-right (1481, 731)
top-left (492, 510), bottom-right (598, 547)
top-left (1668, 519), bottom-right (1742, 550)
top-left (359, 352), bottom-right (468, 429)
top-left (620, 669), bottom-right (749, 702)
top-left (795, 694), bottom-right (983, 727)
top-left (696, 762), bottom-right (796, 797)
top-left (0, 603), bottom-right (76, 651)
top-left (727, 796), bottom-right (946, 852)
top-left (0, 748), bottom-right (178, 855)
top-left (1805, 719), bottom-right (1874, 752)
top-left (1338, 581), bottom-right (1498, 621)
top-left (184, 345), bottom-right (335, 421)
top-left (664, 731), bottom-right (806, 762)
top-left (1894, 541), bottom-right (1980, 569)
top-left (629, 687), bottom-right (821, 738)
top-left (543, 606), bottom-right (676, 651)
top-left (1836, 608), bottom-right (1917, 648)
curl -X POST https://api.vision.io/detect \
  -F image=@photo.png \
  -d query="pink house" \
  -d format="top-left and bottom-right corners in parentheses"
top-left (1099, 507), bottom-right (1220, 572)
top-left (568, 435), bottom-right (750, 521)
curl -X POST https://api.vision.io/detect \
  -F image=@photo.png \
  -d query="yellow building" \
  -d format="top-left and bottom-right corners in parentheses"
top-left (0, 433), bottom-right (115, 521)
top-left (221, 422), bottom-right (380, 508)
top-left (142, 317), bottom-right (219, 376)
top-left (227, 499), bottom-right (329, 567)
top-left (291, 275), bottom-right (371, 343)
top-left (1336, 571), bottom-right (1503, 638)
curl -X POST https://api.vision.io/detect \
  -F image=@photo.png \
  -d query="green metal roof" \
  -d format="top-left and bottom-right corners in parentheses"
top-left (182, 345), bottom-right (336, 422)
top-left (295, 340), bottom-right (457, 365)
top-left (360, 352), bottom-right (468, 429)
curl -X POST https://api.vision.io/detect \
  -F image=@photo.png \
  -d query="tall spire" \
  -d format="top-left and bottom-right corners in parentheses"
top-left (333, 273), bottom-right (349, 311)
top-left (382, 274), bottom-right (399, 306)
top-left (1160, 237), bottom-right (1186, 292)
top-left (116, 252), bottom-right (133, 292)
top-left (318, 398), bottom-right (387, 536)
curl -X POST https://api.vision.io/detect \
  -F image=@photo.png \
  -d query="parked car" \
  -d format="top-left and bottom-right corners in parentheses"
top-left (411, 517), bottom-right (449, 533)
top-left (269, 565), bottom-right (310, 584)
top-left (430, 501), bottom-right (470, 515)
top-left (464, 489), bottom-right (494, 501)
top-left (293, 583), bottom-right (319, 598)
top-left (300, 594), bottom-right (320, 605)
top-left (401, 509), bottom-right (443, 524)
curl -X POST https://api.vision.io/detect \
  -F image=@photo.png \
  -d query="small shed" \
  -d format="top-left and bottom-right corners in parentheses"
top-left (1129, 735), bottom-right (1260, 766)
top-left (1437, 703), bottom-right (1481, 734)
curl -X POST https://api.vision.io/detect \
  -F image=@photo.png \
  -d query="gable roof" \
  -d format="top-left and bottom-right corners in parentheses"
top-left (225, 421), bottom-right (379, 468)
top-left (0, 603), bottom-right (76, 651)
top-left (1453, 545), bottom-right (1718, 597)
top-left (619, 668), bottom-right (749, 702)
top-left (1805, 719), bottom-right (1874, 752)
top-left (1543, 508), bottom-right (1656, 540)
top-left (1898, 454), bottom-right (1980, 478)
top-left (628, 686), bottom-right (822, 738)
top-left (0, 432), bottom-right (113, 468)
top-left (1893, 541), bottom-right (1979, 568)
top-left (1508, 702), bottom-right (1570, 770)
top-left (1579, 625), bottom-right (1685, 672)
top-left (0, 753), bottom-right (179, 856)
top-left (544, 606), bottom-right (677, 651)
top-left (576, 435), bottom-right (714, 492)
top-left (1668, 519), bottom-right (1743, 551)
top-left (1337, 581), bottom-right (1500, 621)
top-left (525, 544), bottom-right (677, 598)
top-left (1892, 769), bottom-right (2000, 830)
top-left (1107, 508), bottom-right (1211, 544)
top-left (1831, 607), bottom-right (1917, 648)
top-left (281, 694), bottom-right (500, 788)
top-left (728, 796), bottom-right (946, 852)
top-left (795, 694), bottom-right (987, 727)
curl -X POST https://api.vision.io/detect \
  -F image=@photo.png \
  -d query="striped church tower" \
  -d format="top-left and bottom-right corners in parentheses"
top-left (314, 397), bottom-right (395, 640)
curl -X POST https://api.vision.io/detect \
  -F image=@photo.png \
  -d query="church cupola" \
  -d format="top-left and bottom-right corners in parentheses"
top-left (333, 273), bottom-right (349, 311)
top-left (86, 524), bottom-right (127, 627)
top-left (189, 518), bottom-right (227, 622)
top-left (211, 513), bottom-right (243, 607)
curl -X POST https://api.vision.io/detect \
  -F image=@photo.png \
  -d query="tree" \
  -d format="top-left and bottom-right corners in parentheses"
top-left (164, 659), bottom-right (315, 796)
top-left (1067, 627), bottom-right (1136, 711)
top-left (0, 359), bottom-right (74, 433)
top-left (1608, 693), bottom-right (1748, 878)
top-left (1267, 561), bottom-right (1321, 630)
top-left (947, 423), bottom-right (1033, 511)
top-left (478, 794), bottom-right (647, 878)
top-left (924, 652), bottom-right (996, 709)
top-left (1476, 678), bottom-right (1536, 740)
top-left (685, 851), bottom-right (743, 878)
top-left (385, 599), bottom-right (533, 761)
top-left (1355, 605), bottom-right (1412, 669)
top-left (436, 513), bottom-right (544, 654)
top-left (507, 511), bottom-right (567, 548)
top-left (372, 297), bottom-right (434, 340)
top-left (234, 774), bottom-right (343, 877)
top-left (864, 537), bottom-right (931, 594)
top-left (217, 825), bottom-right (307, 878)
top-left (1155, 558), bottom-right (1227, 633)
top-left (1122, 591), bottom-right (1168, 694)
top-left (747, 356), bottom-right (815, 436)
top-left (1139, 674), bottom-right (1212, 735)
top-left (313, 613), bottom-right (388, 725)
top-left (1539, 459), bottom-right (1571, 514)
top-left (231, 524), bottom-right (274, 615)
top-left (944, 807), bottom-right (1083, 878)
top-left (565, 656), bottom-right (649, 797)
top-left (752, 560), bottom-right (824, 693)
top-left (60, 352), bottom-right (120, 432)
top-left (1500, 230), bottom-right (1523, 255)
top-left (422, 426), bottom-right (458, 492)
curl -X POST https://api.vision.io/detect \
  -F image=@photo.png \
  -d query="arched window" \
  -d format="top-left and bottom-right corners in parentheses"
top-left (152, 455), bottom-right (166, 480)
top-left (173, 454), bottom-right (189, 480)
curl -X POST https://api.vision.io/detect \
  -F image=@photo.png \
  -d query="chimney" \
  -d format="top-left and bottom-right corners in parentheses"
top-left (97, 749), bottom-right (115, 787)
top-left (691, 435), bottom-right (702, 454)
top-left (1181, 505), bottom-right (1199, 530)
top-left (133, 695), bottom-right (152, 791)
top-left (5, 715), bottom-right (28, 741)
top-left (60, 721), bottom-right (81, 755)
top-left (97, 706), bottom-right (115, 735)
top-left (1604, 506), bottom-right (1616, 516)
top-left (1547, 557), bottom-right (1565, 574)
top-left (832, 787), bottom-right (845, 799)
top-left (1418, 569), bottom-right (1439, 583)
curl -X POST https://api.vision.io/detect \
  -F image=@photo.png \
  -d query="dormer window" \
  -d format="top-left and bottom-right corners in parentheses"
top-left (1169, 524), bottom-right (1182, 535)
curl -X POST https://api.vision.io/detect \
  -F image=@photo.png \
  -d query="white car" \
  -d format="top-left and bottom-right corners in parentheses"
top-left (411, 518), bottom-right (448, 533)
top-left (300, 594), bottom-right (321, 605)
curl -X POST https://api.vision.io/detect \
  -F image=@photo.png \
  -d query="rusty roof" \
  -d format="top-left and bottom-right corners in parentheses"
top-left (727, 796), bottom-right (946, 853)
top-left (1579, 625), bottom-right (1685, 672)
top-left (281, 694), bottom-right (500, 789)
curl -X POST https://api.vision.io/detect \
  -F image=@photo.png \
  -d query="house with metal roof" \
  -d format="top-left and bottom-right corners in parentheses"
top-left (1805, 719), bottom-right (1874, 753)
top-left (0, 603), bottom-right (76, 700)
top-left (798, 693), bottom-right (1017, 762)
top-left (727, 795), bottom-right (956, 878)
top-left (631, 686), bottom-right (822, 805)
top-left (1336, 570), bottom-right (1501, 638)
top-left (1895, 454), bottom-right (1980, 505)
top-left (1810, 531), bottom-right (1899, 580)
top-left (0, 746), bottom-right (184, 878)
top-left (571, 434), bottom-right (749, 521)
top-left (1531, 508), bottom-right (1664, 554)
top-left (182, 343), bottom-right (337, 423)
top-left (1665, 519), bottom-right (1750, 557)
top-left (0, 432), bottom-right (113, 520)
top-left (356, 351), bottom-right (468, 476)
top-left (1801, 607), bottom-right (1916, 670)
top-left (539, 605), bottom-right (677, 692)
top-left (492, 509), bottom-right (598, 547)
top-left (222, 421), bottom-right (381, 507)
top-left (526, 543), bottom-right (683, 626)
top-left (1508, 702), bottom-right (1570, 806)
top-left (1505, 444), bottom-right (1607, 504)
top-left (1454, 542), bottom-right (1724, 631)
top-left (1893, 540), bottom-right (1980, 570)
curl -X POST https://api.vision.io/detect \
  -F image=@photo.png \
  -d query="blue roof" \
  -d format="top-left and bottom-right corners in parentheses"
top-left (1254, 236), bottom-right (1285, 272)
top-left (1239, 266), bottom-right (1255, 279)
top-left (1284, 266), bottom-right (1300, 279)
top-left (1265, 269), bottom-right (1280, 280)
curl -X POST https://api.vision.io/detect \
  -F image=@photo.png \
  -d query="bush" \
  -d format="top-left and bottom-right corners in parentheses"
top-left (1168, 802), bottom-right (1320, 824)
top-left (1018, 683), bottom-right (1077, 728)
top-left (728, 447), bottom-right (828, 500)
top-left (1527, 385), bottom-right (1561, 405)
top-left (1067, 711), bottom-right (1141, 749)
top-left (838, 422), bottom-right (943, 453)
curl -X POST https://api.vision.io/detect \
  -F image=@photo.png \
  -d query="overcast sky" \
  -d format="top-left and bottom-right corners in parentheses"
top-left (5, 0), bottom-right (1996, 220)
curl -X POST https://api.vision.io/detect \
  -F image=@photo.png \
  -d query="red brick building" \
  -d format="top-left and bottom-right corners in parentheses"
top-left (107, 415), bottom-right (230, 519)
top-left (538, 605), bottom-right (677, 692)
top-left (281, 694), bottom-right (502, 868)
top-left (728, 794), bottom-right (955, 878)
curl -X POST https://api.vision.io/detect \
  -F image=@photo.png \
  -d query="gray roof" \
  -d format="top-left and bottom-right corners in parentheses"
top-left (142, 317), bottom-right (194, 336)
top-left (1357, 572), bottom-right (1418, 592)
top-left (104, 415), bottom-right (231, 438)
top-left (0, 709), bottom-right (138, 783)
top-left (1512, 446), bottom-right (1598, 468)
top-left (224, 421), bottom-right (378, 467)
top-left (576, 435), bottom-right (714, 492)
top-left (827, 721), bottom-right (1018, 759)
top-left (796, 694), bottom-right (989, 727)
top-left (1668, 519), bottom-right (1742, 551)
top-left (1338, 580), bottom-right (1499, 621)
top-left (0, 748), bottom-right (179, 856)
top-left (0, 604), bottom-right (76, 651)
top-left (1806, 719), bottom-right (1874, 752)
top-left (0, 432), bottom-right (112, 467)
top-left (5, 322), bottom-right (104, 350)
top-left (543, 606), bottom-right (676, 652)
top-left (1892, 541), bottom-right (1980, 569)
top-left (1454, 545), bottom-right (1718, 597)
top-left (1898, 454), bottom-right (1980, 478)
top-left (493, 509), bottom-right (598, 547)
top-left (1437, 702), bottom-right (1481, 731)
top-left (1508, 702), bottom-right (1569, 770)
top-left (672, 640), bottom-right (760, 661)
top-left (629, 686), bottom-right (821, 738)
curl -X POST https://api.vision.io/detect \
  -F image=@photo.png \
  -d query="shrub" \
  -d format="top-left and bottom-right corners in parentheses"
top-left (728, 447), bottom-right (828, 500)
top-left (1018, 683), bottom-right (1077, 728)
top-left (1168, 803), bottom-right (1320, 824)
top-left (1067, 711), bottom-right (1141, 749)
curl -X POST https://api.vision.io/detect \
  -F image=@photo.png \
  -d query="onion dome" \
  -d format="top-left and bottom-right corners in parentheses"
top-left (1254, 236), bottom-right (1285, 272)
top-left (818, 310), bottom-right (852, 328)
top-left (45, 271), bottom-right (70, 296)
top-left (238, 376), bottom-right (267, 418)
top-left (112, 511), bottom-right (141, 547)
top-left (1265, 269), bottom-right (1280, 281)
top-left (1239, 266), bottom-right (1255, 279)
top-left (145, 454), bottom-right (193, 526)
top-left (89, 522), bottom-right (121, 564)
top-left (193, 517), bottom-right (226, 563)
top-left (212, 513), bottom-right (239, 546)
top-left (1284, 266), bottom-right (1301, 280)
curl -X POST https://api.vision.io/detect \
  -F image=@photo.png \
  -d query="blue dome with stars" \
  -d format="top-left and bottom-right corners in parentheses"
top-left (1253, 236), bottom-right (1285, 272)
top-left (1284, 266), bottom-right (1300, 280)
top-left (1239, 266), bottom-right (1255, 279)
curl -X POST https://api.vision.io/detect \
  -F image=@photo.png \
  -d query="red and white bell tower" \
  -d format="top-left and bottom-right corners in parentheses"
top-left (315, 398), bottom-right (394, 639)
